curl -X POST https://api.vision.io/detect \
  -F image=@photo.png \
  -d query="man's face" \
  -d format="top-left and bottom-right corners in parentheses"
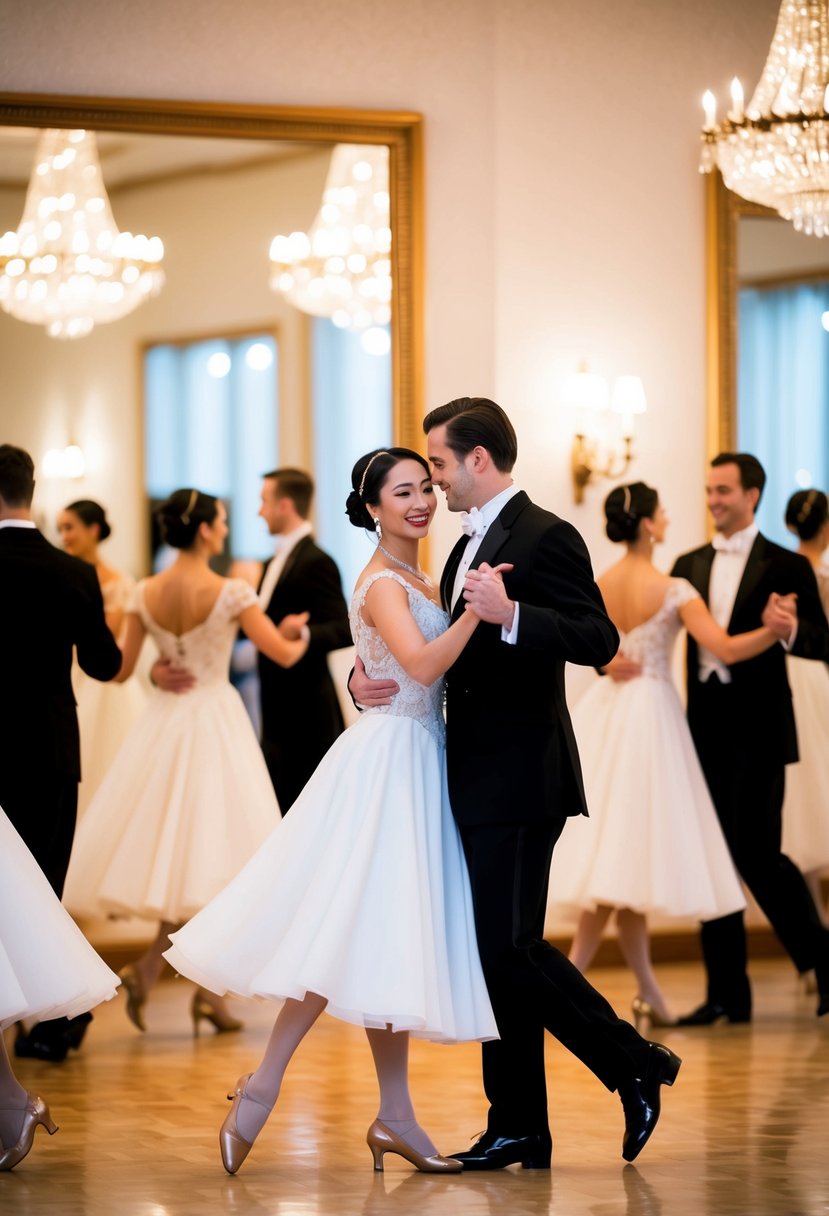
top-left (705, 462), bottom-right (757, 536)
top-left (258, 479), bottom-right (290, 535)
top-left (426, 423), bottom-right (476, 513)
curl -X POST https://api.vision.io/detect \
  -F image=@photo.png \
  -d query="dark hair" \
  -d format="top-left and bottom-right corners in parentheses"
top-left (785, 488), bottom-right (829, 542)
top-left (64, 499), bottom-right (111, 542)
top-left (263, 467), bottom-right (313, 518)
top-left (604, 482), bottom-right (659, 544)
top-left (422, 397), bottom-right (518, 473)
top-left (711, 452), bottom-right (766, 503)
top-left (345, 447), bottom-right (431, 529)
top-left (157, 488), bottom-right (219, 550)
top-left (0, 444), bottom-right (35, 508)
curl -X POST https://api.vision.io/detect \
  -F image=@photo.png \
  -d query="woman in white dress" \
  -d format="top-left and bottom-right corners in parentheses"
top-left (548, 482), bottom-right (781, 1028)
top-left (1, 807), bottom-right (119, 1171)
top-left (57, 500), bottom-right (148, 817)
top-left (64, 488), bottom-right (308, 1036)
top-left (782, 489), bottom-right (829, 925)
top-left (164, 448), bottom-right (498, 1176)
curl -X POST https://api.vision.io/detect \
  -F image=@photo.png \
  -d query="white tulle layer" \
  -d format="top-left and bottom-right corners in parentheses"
top-left (64, 683), bottom-right (281, 923)
top-left (783, 656), bottom-right (829, 872)
top-left (548, 674), bottom-right (746, 921)
top-left (0, 809), bottom-right (119, 1029)
top-left (165, 713), bottom-right (497, 1044)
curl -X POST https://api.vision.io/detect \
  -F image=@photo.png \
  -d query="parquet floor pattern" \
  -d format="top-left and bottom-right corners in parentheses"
top-left (1, 958), bottom-right (827, 1216)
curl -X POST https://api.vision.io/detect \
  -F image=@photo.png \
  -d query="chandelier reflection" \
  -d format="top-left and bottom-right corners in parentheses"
top-left (0, 128), bottom-right (165, 339)
top-left (269, 144), bottom-right (391, 332)
top-left (700, 0), bottom-right (829, 237)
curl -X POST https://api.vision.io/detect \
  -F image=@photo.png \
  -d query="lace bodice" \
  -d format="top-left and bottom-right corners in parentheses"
top-left (130, 578), bottom-right (257, 687)
top-left (350, 570), bottom-right (449, 748)
top-left (616, 578), bottom-right (700, 680)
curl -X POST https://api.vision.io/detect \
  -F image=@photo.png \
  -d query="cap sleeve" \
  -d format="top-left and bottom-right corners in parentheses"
top-left (125, 579), bottom-right (145, 615)
top-left (670, 577), bottom-right (701, 610)
top-left (225, 578), bottom-right (259, 618)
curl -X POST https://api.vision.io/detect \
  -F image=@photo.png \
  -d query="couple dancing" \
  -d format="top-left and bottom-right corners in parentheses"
top-left (164, 397), bottom-right (680, 1175)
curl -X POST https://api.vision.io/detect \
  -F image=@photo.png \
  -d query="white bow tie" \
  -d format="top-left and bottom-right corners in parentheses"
top-left (712, 531), bottom-right (753, 555)
top-left (460, 507), bottom-right (485, 539)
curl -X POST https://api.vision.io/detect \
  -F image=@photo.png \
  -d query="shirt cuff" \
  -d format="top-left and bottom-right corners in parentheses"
top-left (501, 601), bottom-right (520, 645)
top-left (780, 620), bottom-right (798, 652)
top-left (300, 624), bottom-right (311, 644)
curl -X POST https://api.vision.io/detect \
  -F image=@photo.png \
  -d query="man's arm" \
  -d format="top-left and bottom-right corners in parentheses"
top-left (291, 553), bottom-right (352, 654)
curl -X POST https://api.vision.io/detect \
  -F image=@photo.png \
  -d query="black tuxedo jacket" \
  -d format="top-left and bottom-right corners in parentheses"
top-left (258, 535), bottom-right (351, 748)
top-left (0, 526), bottom-right (122, 780)
top-left (440, 491), bottom-right (619, 826)
top-left (672, 533), bottom-right (829, 766)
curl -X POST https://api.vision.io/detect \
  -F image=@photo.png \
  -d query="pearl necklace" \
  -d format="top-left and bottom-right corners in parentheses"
top-left (377, 543), bottom-right (433, 588)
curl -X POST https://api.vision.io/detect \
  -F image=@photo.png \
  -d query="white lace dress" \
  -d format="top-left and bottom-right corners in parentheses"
top-left (64, 579), bottom-right (281, 923)
top-left (0, 807), bottom-right (119, 1028)
top-left (74, 571), bottom-right (149, 818)
top-left (165, 571), bottom-right (497, 1043)
top-left (782, 563), bottom-right (829, 872)
top-left (548, 578), bottom-right (745, 920)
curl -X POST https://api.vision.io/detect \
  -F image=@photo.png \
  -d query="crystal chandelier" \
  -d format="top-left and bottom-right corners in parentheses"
top-left (700, 0), bottom-right (829, 236)
top-left (0, 128), bottom-right (165, 338)
top-left (269, 144), bottom-right (391, 331)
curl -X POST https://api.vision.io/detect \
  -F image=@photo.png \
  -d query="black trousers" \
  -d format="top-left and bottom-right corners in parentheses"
top-left (0, 768), bottom-right (78, 899)
top-left (458, 817), bottom-right (650, 1135)
top-left (690, 678), bottom-right (829, 1007)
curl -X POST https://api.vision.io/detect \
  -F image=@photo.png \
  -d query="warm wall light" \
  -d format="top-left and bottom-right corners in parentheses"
top-left (42, 443), bottom-right (85, 479)
top-left (564, 366), bottom-right (646, 504)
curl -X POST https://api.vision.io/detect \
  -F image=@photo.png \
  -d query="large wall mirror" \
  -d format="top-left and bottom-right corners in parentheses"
top-left (707, 170), bottom-right (829, 545)
top-left (0, 93), bottom-right (423, 590)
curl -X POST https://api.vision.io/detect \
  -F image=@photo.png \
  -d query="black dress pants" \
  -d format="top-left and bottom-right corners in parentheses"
top-left (459, 817), bottom-right (651, 1135)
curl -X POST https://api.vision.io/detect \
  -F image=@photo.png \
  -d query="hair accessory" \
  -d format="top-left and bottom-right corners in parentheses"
top-left (797, 489), bottom-right (817, 524)
top-left (180, 489), bottom-right (198, 526)
top-left (622, 486), bottom-right (632, 517)
top-left (359, 451), bottom-right (391, 498)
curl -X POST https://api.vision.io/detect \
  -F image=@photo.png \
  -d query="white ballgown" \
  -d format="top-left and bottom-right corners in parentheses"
top-left (548, 578), bottom-right (745, 921)
top-left (782, 563), bottom-right (829, 872)
top-left (64, 578), bottom-right (281, 923)
top-left (165, 571), bottom-right (497, 1044)
top-left (74, 571), bottom-right (148, 818)
top-left (0, 807), bottom-right (119, 1029)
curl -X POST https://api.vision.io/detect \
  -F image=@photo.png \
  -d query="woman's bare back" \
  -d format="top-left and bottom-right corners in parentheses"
top-left (599, 556), bottom-right (672, 634)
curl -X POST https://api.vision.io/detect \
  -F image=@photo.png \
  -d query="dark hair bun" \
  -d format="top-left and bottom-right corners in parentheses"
top-left (345, 487), bottom-right (373, 530)
top-left (785, 488), bottom-right (828, 542)
top-left (65, 499), bottom-right (112, 542)
top-left (604, 482), bottom-right (659, 544)
top-left (157, 488), bottom-right (218, 550)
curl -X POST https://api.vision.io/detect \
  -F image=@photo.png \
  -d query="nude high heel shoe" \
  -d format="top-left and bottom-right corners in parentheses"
top-left (219, 1074), bottom-right (273, 1175)
top-left (118, 963), bottom-right (147, 1033)
top-left (366, 1119), bottom-right (462, 1173)
top-left (0, 1093), bottom-right (59, 1171)
top-left (632, 996), bottom-right (676, 1032)
top-left (191, 993), bottom-right (243, 1037)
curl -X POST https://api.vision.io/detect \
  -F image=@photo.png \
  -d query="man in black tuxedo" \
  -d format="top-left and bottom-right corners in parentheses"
top-left (352, 399), bottom-right (681, 1168)
top-left (672, 452), bottom-right (829, 1025)
top-left (0, 444), bottom-right (122, 1060)
top-left (256, 469), bottom-right (351, 812)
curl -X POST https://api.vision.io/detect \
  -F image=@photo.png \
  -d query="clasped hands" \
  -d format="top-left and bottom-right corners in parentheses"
top-left (762, 591), bottom-right (797, 640)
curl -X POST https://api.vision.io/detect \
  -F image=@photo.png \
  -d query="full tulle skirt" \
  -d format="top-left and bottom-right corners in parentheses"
top-left (74, 660), bottom-right (149, 818)
top-left (0, 808), bottom-right (119, 1029)
top-left (64, 683), bottom-right (281, 923)
top-left (548, 673), bottom-right (745, 923)
top-left (782, 655), bottom-right (829, 873)
top-left (165, 712), bottom-right (497, 1044)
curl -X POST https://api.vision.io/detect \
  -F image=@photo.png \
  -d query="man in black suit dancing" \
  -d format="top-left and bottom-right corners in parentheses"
top-left (256, 468), bottom-right (351, 812)
top-left (0, 444), bottom-right (122, 1060)
top-left (672, 452), bottom-right (829, 1025)
top-left (352, 399), bottom-right (680, 1167)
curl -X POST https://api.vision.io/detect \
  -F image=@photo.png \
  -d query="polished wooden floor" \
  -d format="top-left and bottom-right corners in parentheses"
top-left (2, 958), bottom-right (827, 1216)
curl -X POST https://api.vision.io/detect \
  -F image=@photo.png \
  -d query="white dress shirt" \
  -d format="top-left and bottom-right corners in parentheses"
top-left (698, 523), bottom-right (758, 684)
top-left (0, 519), bottom-right (37, 530)
top-left (452, 484), bottom-right (521, 644)
top-left (258, 520), bottom-right (313, 610)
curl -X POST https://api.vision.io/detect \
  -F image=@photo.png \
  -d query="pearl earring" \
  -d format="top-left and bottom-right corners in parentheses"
top-left (374, 518), bottom-right (383, 541)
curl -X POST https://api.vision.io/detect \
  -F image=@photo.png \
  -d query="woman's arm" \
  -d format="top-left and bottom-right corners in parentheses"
top-left (113, 613), bottom-right (147, 682)
top-left (364, 579), bottom-right (478, 687)
top-left (239, 604), bottom-right (309, 668)
top-left (679, 597), bottom-right (778, 664)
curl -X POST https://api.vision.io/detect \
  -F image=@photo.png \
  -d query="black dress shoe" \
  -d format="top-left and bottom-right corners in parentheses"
top-left (14, 1012), bottom-right (93, 1063)
top-left (619, 1042), bottom-right (681, 1163)
top-left (448, 1128), bottom-right (552, 1170)
top-left (675, 1001), bottom-right (751, 1026)
top-left (14, 1026), bottom-right (69, 1063)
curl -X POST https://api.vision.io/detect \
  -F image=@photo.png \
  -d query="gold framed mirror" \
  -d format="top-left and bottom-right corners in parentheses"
top-left (0, 91), bottom-right (424, 450)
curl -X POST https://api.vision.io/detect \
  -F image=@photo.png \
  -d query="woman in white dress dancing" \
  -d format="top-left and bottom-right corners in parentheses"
top-left (549, 482), bottom-right (781, 1027)
top-left (57, 499), bottom-right (148, 817)
top-left (781, 489), bottom-right (829, 926)
top-left (164, 448), bottom-right (498, 1175)
top-left (1, 807), bottom-right (119, 1170)
top-left (64, 488), bottom-right (308, 1036)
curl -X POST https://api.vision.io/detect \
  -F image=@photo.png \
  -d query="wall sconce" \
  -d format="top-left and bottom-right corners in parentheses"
top-left (564, 366), bottom-right (647, 504)
top-left (42, 443), bottom-right (86, 479)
